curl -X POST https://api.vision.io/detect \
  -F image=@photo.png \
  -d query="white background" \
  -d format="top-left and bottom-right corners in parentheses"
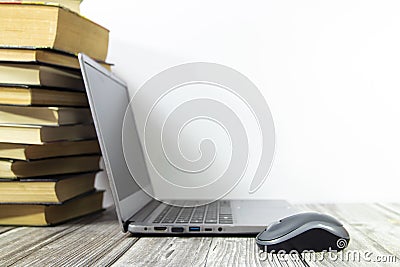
top-left (81, 0), bottom-right (400, 204)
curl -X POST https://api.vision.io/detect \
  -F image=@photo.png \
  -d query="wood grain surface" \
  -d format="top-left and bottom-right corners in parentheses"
top-left (0, 203), bottom-right (398, 266)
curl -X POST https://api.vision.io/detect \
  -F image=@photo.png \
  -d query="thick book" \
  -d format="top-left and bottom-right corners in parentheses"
top-left (0, 85), bottom-right (88, 107)
top-left (0, 140), bottom-right (100, 160)
top-left (0, 63), bottom-right (84, 90)
top-left (0, 155), bottom-right (100, 179)
top-left (0, 172), bottom-right (97, 203)
top-left (0, 124), bottom-right (96, 144)
top-left (0, 1), bottom-right (83, 14)
top-left (0, 106), bottom-right (93, 126)
top-left (0, 3), bottom-right (109, 60)
top-left (0, 47), bottom-right (111, 70)
top-left (0, 190), bottom-right (104, 226)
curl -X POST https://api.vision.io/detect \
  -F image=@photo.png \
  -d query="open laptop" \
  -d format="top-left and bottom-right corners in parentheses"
top-left (79, 53), bottom-right (295, 234)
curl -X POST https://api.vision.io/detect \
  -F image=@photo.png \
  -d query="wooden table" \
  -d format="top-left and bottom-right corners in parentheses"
top-left (0, 203), bottom-right (399, 266)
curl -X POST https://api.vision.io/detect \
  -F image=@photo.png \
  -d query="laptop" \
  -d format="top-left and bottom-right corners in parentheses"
top-left (79, 53), bottom-right (295, 234)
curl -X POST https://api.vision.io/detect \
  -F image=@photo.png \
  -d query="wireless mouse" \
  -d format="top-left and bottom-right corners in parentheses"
top-left (256, 212), bottom-right (350, 253)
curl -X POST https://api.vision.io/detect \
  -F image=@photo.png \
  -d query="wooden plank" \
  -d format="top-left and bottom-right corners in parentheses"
top-left (0, 226), bottom-right (15, 235)
top-left (203, 237), bottom-right (306, 267)
top-left (0, 223), bottom-right (96, 266)
top-left (377, 203), bottom-right (400, 217)
top-left (388, 203), bottom-right (400, 211)
top-left (8, 208), bottom-right (136, 267)
top-left (113, 237), bottom-right (212, 267)
top-left (296, 203), bottom-right (399, 267)
top-left (113, 237), bottom-right (307, 267)
top-left (204, 238), bottom-right (260, 267)
top-left (0, 211), bottom-right (105, 266)
top-left (316, 203), bottom-right (400, 257)
top-left (363, 203), bottom-right (400, 256)
top-left (1, 203), bottom-right (399, 266)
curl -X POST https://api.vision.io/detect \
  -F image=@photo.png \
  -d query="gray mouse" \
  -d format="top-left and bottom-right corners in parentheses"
top-left (256, 212), bottom-right (350, 253)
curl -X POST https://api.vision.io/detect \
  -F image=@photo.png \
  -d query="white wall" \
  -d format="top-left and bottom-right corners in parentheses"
top-left (82, 0), bottom-right (400, 204)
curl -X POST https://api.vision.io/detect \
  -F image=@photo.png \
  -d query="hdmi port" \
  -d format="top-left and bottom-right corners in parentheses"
top-left (171, 227), bottom-right (184, 233)
top-left (154, 226), bottom-right (167, 231)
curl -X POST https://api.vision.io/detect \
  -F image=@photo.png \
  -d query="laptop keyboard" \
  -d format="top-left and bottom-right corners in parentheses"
top-left (152, 201), bottom-right (233, 224)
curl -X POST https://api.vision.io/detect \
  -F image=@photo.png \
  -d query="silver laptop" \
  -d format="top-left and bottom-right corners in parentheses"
top-left (79, 53), bottom-right (295, 234)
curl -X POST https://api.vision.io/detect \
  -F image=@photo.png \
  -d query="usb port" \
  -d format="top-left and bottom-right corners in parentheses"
top-left (154, 226), bottom-right (167, 231)
top-left (171, 227), bottom-right (184, 233)
top-left (204, 228), bottom-right (212, 232)
top-left (189, 227), bottom-right (200, 232)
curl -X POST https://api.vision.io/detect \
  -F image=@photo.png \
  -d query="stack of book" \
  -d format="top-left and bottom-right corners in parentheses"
top-left (0, 2), bottom-right (109, 226)
top-left (0, 0), bottom-right (83, 13)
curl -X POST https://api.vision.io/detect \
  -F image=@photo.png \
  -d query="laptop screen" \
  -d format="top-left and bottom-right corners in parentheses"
top-left (82, 59), bottom-right (151, 203)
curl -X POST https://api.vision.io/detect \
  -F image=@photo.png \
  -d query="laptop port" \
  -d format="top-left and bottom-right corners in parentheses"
top-left (154, 226), bottom-right (167, 231)
top-left (189, 227), bottom-right (200, 232)
top-left (171, 227), bottom-right (184, 233)
top-left (204, 228), bottom-right (213, 232)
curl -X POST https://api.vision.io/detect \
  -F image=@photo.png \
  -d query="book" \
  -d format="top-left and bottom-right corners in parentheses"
top-left (0, 124), bottom-right (96, 144)
top-left (0, 85), bottom-right (88, 107)
top-left (0, 63), bottom-right (84, 90)
top-left (0, 155), bottom-right (100, 178)
top-left (0, 190), bottom-right (103, 226)
top-left (0, 3), bottom-right (109, 60)
top-left (0, 0), bottom-right (84, 13)
top-left (0, 140), bottom-right (100, 160)
top-left (0, 47), bottom-right (111, 70)
top-left (0, 106), bottom-right (93, 126)
top-left (0, 172), bottom-right (96, 203)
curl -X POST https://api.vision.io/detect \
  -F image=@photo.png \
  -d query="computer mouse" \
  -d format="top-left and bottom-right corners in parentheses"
top-left (256, 212), bottom-right (350, 253)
